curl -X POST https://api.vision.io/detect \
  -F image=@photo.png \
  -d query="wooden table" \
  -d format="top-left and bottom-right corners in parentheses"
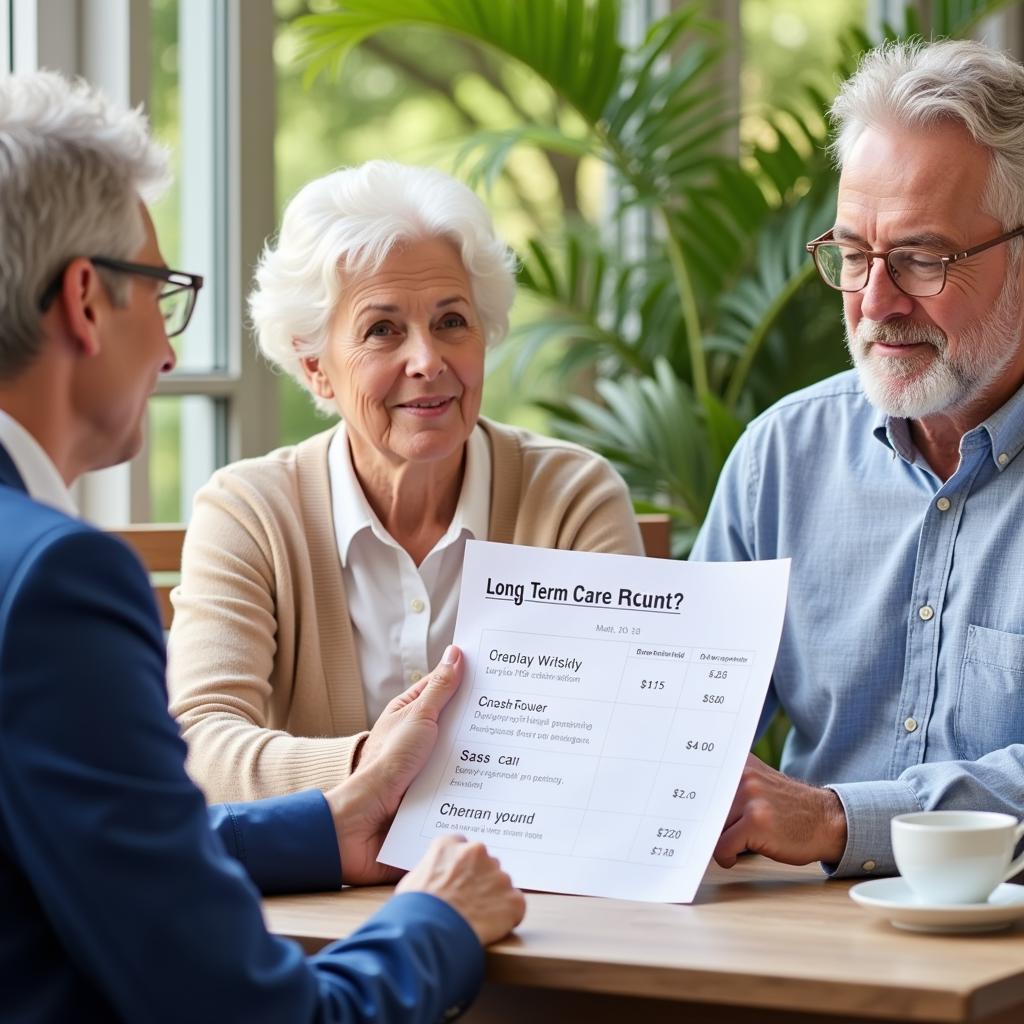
top-left (263, 858), bottom-right (1024, 1024)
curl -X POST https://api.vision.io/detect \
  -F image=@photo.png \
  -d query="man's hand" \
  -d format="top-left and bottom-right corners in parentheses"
top-left (397, 836), bottom-right (526, 946)
top-left (714, 754), bottom-right (848, 868)
top-left (324, 646), bottom-right (463, 885)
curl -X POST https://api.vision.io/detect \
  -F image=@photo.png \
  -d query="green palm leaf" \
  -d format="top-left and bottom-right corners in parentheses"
top-left (294, 0), bottom-right (624, 122)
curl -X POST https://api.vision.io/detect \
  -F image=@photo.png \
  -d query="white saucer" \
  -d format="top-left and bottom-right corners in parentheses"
top-left (849, 877), bottom-right (1024, 933)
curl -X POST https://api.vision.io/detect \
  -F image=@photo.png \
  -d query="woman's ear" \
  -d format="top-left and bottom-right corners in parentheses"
top-left (300, 355), bottom-right (335, 400)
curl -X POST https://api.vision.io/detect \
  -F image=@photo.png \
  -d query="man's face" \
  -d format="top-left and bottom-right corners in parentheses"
top-left (837, 122), bottom-right (1024, 421)
top-left (77, 204), bottom-right (177, 467)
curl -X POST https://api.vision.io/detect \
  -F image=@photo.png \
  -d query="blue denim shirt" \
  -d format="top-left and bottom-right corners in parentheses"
top-left (692, 368), bottom-right (1024, 876)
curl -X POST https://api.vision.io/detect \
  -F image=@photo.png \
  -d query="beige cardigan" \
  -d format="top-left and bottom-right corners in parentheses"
top-left (167, 419), bottom-right (643, 802)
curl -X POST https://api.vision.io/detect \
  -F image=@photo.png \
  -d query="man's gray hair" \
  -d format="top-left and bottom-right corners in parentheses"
top-left (0, 71), bottom-right (169, 378)
top-left (830, 39), bottom-right (1024, 233)
top-left (250, 160), bottom-right (518, 415)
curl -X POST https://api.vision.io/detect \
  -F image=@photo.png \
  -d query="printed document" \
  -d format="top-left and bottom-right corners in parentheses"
top-left (380, 540), bottom-right (790, 902)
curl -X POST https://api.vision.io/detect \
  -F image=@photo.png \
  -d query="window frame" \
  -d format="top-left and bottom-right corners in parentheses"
top-left (11, 0), bottom-right (278, 525)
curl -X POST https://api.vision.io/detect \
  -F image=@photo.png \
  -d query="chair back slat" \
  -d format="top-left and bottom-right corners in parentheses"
top-left (636, 513), bottom-right (671, 559)
top-left (111, 525), bottom-right (186, 630)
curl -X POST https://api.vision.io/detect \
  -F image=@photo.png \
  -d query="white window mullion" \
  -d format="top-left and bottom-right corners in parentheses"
top-left (1, 1), bottom-right (12, 72)
top-left (177, 0), bottom-right (228, 516)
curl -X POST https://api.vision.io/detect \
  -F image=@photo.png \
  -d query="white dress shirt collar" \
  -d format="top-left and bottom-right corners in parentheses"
top-left (0, 409), bottom-right (77, 516)
top-left (329, 421), bottom-right (491, 566)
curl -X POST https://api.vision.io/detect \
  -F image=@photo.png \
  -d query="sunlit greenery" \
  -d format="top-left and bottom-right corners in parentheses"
top-left (146, 0), bottom-right (871, 520)
top-left (147, 0), bottom-right (1009, 530)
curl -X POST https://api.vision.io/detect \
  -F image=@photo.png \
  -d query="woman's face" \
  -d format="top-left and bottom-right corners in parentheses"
top-left (307, 237), bottom-right (486, 471)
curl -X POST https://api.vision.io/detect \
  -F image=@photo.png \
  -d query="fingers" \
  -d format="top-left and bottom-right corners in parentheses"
top-left (713, 816), bottom-right (749, 868)
top-left (397, 837), bottom-right (524, 945)
top-left (405, 646), bottom-right (463, 720)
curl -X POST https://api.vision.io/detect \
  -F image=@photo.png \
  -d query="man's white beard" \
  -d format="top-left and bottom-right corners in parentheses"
top-left (845, 274), bottom-right (1023, 420)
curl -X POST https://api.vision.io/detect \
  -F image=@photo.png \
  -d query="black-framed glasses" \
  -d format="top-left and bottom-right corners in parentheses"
top-left (806, 225), bottom-right (1024, 298)
top-left (38, 257), bottom-right (204, 337)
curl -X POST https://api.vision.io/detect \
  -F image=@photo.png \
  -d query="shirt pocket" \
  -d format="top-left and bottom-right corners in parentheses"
top-left (955, 624), bottom-right (1024, 761)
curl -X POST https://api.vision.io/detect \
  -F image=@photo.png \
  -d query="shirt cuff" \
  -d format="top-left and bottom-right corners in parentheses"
top-left (325, 892), bottom-right (485, 1020)
top-left (210, 788), bottom-right (341, 895)
top-left (824, 780), bottom-right (922, 877)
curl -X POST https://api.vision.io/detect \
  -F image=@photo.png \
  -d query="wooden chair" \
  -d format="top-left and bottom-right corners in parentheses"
top-left (636, 512), bottom-right (672, 559)
top-left (112, 524), bottom-right (185, 630)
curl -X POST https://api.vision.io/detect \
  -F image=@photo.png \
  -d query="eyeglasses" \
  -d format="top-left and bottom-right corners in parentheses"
top-left (805, 225), bottom-right (1024, 298)
top-left (38, 257), bottom-right (204, 337)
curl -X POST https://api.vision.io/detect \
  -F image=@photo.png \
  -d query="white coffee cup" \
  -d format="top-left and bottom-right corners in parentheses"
top-left (891, 811), bottom-right (1024, 905)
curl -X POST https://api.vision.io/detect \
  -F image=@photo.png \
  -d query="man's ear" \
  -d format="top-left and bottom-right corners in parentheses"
top-left (55, 258), bottom-right (107, 358)
top-left (299, 354), bottom-right (335, 399)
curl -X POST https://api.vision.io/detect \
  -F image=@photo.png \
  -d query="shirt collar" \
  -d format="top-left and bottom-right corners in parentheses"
top-left (0, 410), bottom-right (77, 516)
top-left (871, 380), bottom-right (1024, 472)
top-left (977, 380), bottom-right (1024, 470)
top-left (328, 422), bottom-right (491, 566)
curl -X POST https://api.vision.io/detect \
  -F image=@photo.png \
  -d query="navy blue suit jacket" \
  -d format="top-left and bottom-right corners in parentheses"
top-left (0, 446), bottom-right (482, 1023)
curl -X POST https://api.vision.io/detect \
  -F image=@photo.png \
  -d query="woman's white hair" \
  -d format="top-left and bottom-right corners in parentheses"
top-left (0, 71), bottom-right (169, 378)
top-left (830, 39), bottom-right (1024, 236)
top-left (250, 160), bottom-right (518, 413)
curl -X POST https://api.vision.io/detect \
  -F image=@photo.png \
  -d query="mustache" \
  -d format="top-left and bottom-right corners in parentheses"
top-left (855, 318), bottom-right (947, 351)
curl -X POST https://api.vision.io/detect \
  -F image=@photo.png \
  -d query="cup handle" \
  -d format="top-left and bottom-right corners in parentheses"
top-left (1004, 822), bottom-right (1024, 883)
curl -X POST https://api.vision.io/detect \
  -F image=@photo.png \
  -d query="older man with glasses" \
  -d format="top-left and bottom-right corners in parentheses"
top-left (693, 38), bottom-right (1024, 879)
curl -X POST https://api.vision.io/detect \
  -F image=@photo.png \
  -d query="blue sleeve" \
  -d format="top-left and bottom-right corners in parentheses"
top-left (209, 790), bottom-right (341, 895)
top-left (691, 434), bottom-right (780, 737)
top-left (0, 526), bottom-right (482, 1023)
top-left (828, 752), bottom-right (1024, 877)
top-left (691, 428), bottom-right (757, 564)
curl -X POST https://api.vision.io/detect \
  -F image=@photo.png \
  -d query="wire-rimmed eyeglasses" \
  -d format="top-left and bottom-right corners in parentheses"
top-left (38, 257), bottom-right (204, 337)
top-left (805, 225), bottom-right (1024, 298)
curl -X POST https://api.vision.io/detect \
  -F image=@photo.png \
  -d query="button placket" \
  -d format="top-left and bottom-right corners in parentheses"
top-left (397, 548), bottom-right (430, 694)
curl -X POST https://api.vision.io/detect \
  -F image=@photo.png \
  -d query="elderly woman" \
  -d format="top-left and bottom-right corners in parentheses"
top-left (167, 161), bottom-right (642, 802)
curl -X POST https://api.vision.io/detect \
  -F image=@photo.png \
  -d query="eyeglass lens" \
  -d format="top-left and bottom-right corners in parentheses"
top-left (158, 286), bottom-right (196, 337)
top-left (813, 243), bottom-right (946, 297)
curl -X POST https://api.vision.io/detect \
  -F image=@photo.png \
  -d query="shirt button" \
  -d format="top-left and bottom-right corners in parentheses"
top-left (410, 598), bottom-right (425, 613)
top-left (936, 497), bottom-right (951, 511)
top-left (862, 860), bottom-right (877, 872)
top-left (998, 452), bottom-right (1009, 466)
top-left (918, 605), bottom-right (934, 621)
top-left (409, 670), bottom-right (422, 683)
top-left (904, 717), bottom-right (918, 733)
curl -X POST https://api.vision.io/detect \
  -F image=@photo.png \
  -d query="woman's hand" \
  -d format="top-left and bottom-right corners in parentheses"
top-left (324, 646), bottom-right (463, 884)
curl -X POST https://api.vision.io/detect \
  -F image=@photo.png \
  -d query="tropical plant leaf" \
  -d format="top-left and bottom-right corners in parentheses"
top-left (452, 126), bottom-right (597, 191)
top-left (709, 189), bottom-right (835, 409)
top-left (294, 0), bottom-right (625, 122)
top-left (537, 358), bottom-right (733, 530)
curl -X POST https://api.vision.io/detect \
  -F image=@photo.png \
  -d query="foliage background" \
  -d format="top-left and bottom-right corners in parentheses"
top-left (146, 0), bottom-right (868, 522)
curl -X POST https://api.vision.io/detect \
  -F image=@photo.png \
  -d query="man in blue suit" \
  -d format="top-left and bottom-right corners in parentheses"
top-left (0, 71), bottom-right (524, 1023)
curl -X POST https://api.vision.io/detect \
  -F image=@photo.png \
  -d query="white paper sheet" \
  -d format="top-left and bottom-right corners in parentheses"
top-left (379, 540), bottom-right (790, 903)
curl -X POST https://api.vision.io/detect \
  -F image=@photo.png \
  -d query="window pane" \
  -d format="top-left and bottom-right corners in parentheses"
top-left (148, 395), bottom-right (226, 522)
top-left (149, 0), bottom-right (228, 374)
top-left (1, 0), bottom-right (11, 73)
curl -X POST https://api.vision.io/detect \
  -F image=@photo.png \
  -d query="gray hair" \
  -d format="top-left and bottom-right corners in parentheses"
top-left (250, 160), bottom-right (518, 414)
top-left (0, 71), bottom-right (169, 378)
top-left (830, 39), bottom-right (1024, 237)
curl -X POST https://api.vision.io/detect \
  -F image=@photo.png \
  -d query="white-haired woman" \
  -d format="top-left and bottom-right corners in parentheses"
top-left (167, 161), bottom-right (642, 802)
